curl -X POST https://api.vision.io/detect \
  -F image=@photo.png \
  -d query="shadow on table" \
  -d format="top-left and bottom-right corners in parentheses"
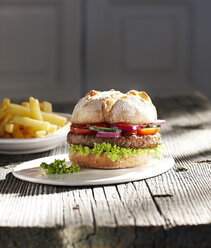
top-left (0, 171), bottom-right (84, 196)
top-left (0, 169), bottom-right (121, 196)
top-left (0, 227), bottom-right (72, 248)
top-left (0, 150), bottom-right (60, 167)
top-left (173, 148), bottom-right (211, 166)
top-left (0, 225), bottom-right (210, 248)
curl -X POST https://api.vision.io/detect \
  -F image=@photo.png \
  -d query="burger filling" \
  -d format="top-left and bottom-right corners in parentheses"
top-left (67, 122), bottom-right (165, 161)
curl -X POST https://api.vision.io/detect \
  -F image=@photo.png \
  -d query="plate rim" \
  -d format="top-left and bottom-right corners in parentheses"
top-left (12, 154), bottom-right (174, 186)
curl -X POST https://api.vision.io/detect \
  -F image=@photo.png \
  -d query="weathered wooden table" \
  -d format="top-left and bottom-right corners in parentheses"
top-left (0, 92), bottom-right (210, 248)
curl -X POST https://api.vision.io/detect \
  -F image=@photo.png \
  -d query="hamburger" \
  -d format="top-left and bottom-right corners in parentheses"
top-left (67, 89), bottom-right (165, 169)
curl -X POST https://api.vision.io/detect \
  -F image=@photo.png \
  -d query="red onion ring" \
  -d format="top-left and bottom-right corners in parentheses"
top-left (96, 131), bottom-right (121, 138)
top-left (149, 119), bottom-right (166, 125)
top-left (109, 124), bottom-right (140, 131)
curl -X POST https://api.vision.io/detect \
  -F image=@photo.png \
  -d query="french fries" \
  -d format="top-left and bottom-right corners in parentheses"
top-left (29, 97), bottom-right (43, 121)
top-left (40, 101), bottom-right (52, 113)
top-left (5, 103), bottom-right (31, 117)
top-left (42, 112), bottom-right (67, 126)
top-left (0, 97), bottom-right (68, 138)
top-left (5, 123), bottom-right (14, 133)
top-left (13, 116), bottom-right (51, 131)
top-left (21, 102), bottom-right (29, 108)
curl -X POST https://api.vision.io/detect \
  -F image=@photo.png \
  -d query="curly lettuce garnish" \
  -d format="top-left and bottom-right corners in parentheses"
top-left (40, 159), bottom-right (80, 174)
top-left (69, 143), bottom-right (164, 162)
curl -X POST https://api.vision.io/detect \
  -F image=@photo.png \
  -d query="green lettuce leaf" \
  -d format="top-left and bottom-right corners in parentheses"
top-left (69, 143), bottom-right (164, 162)
top-left (40, 159), bottom-right (80, 174)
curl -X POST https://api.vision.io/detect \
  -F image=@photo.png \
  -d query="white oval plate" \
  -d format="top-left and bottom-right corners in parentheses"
top-left (12, 154), bottom-right (174, 186)
top-left (0, 113), bottom-right (71, 154)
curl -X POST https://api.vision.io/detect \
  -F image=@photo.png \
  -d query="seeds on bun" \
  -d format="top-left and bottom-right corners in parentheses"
top-left (67, 89), bottom-right (165, 169)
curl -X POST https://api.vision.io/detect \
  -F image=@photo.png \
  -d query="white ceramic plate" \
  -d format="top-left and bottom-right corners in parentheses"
top-left (12, 154), bottom-right (174, 186)
top-left (0, 113), bottom-right (71, 154)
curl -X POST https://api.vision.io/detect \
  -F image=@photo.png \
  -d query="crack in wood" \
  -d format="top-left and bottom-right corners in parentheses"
top-left (174, 167), bottom-right (188, 172)
top-left (102, 186), bottom-right (118, 227)
top-left (72, 204), bottom-right (80, 210)
top-left (102, 186), bottom-right (121, 247)
top-left (113, 185), bottom-right (124, 246)
top-left (145, 181), bottom-right (172, 230)
top-left (145, 181), bottom-right (163, 217)
top-left (153, 194), bottom-right (173, 198)
top-left (82, 204), bottom-right (97, 247)
top-left (116, 183), bottom-right (138, 248)
top-left (72, 190), bottom-right (96, 248)
top-left (196, 160), bottom-right (211, 164)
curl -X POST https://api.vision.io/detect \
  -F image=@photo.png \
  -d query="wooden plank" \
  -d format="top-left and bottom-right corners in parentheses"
top-left (0, 143), bottom-right (69, 227)
top-left (91, 187), bottom-right (116, 227)
top-left (117, 182), bottom-right (165, 226)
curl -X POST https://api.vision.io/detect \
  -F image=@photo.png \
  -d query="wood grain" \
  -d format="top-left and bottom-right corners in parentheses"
top-left (0, 92), bottom-right (210, 248)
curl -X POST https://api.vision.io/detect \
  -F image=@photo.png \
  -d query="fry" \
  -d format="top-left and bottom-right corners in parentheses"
top-left (12, 124), bottom-right (24, 138)
top-left (22, 126), bottom-right (36, 138)
top-left (0, 98), bottom-right (10, 111)
top-left (40, 101), bottom-right (52, 113)
top-left (0, 114), bottom-right (12, 136)
top-left (13, 116), bottom-right (50, 131)
top-left (0, 111), bottom-right (6, 120)
top-left (5, 103), bottom-right (31, 117)
top-left (5, 104), bottom-right (66, 125)
top-left (35, 130), bottom-right (46, 137)
top-left (42, 112), bottom-right (67, 126)
top-left (5, 123), bottom-right (14, 133)
top-left (29, 97), bottom-right (43, 121)
top-left (0, 98), bottom-right (10, 120)
top-left (21, 102), bottom-right (29, 108)
top-left (49, 124), bottom-right (58, 133)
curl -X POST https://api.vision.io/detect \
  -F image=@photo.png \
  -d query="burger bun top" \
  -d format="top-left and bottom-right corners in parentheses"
top-left (71, 89), bottom-right (157, 125)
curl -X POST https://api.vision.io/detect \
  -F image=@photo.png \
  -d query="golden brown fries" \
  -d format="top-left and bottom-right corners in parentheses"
top-left (29, 97), bottom-right (43, 121)
top-left (40, 101), bottom-right (52, 113)
top-left (21, 102), bottom-right (29, 108)
top-left (13, 116), bottom-right (51, 131)
top-left (0, 97), bottom-right (68, 138)
top-left (42, 112), bottom-right (67, 126)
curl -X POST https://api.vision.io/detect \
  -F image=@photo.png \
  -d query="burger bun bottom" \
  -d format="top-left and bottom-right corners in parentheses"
top-left (69, 150), bottom-right (153, 169)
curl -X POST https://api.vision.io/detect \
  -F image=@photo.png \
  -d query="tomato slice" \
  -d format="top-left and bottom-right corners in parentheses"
top-left (70, 123), bottom-right (106, 135)
top-left (122, 130), bottom-right (137, 136)
top-left (137, 128), bottom-right (159, 136)
top-left (115, 122), bottom-right (138, 130)
top-left (115, 122), bottom-right (133, 127)
top-left (70, 124), bottom-right (96, 135)
top-left (90, 122), bottom-right (107, 127)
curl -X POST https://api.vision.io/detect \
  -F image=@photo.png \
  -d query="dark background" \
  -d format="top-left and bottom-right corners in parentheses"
top-left (0, 0), bottom-right (210, 102)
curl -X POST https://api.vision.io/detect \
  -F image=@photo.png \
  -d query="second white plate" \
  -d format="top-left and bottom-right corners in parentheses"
top-left (12, 154), bottom-right (174, 186)
top-left (0, 113), bottom-right (71, 154)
